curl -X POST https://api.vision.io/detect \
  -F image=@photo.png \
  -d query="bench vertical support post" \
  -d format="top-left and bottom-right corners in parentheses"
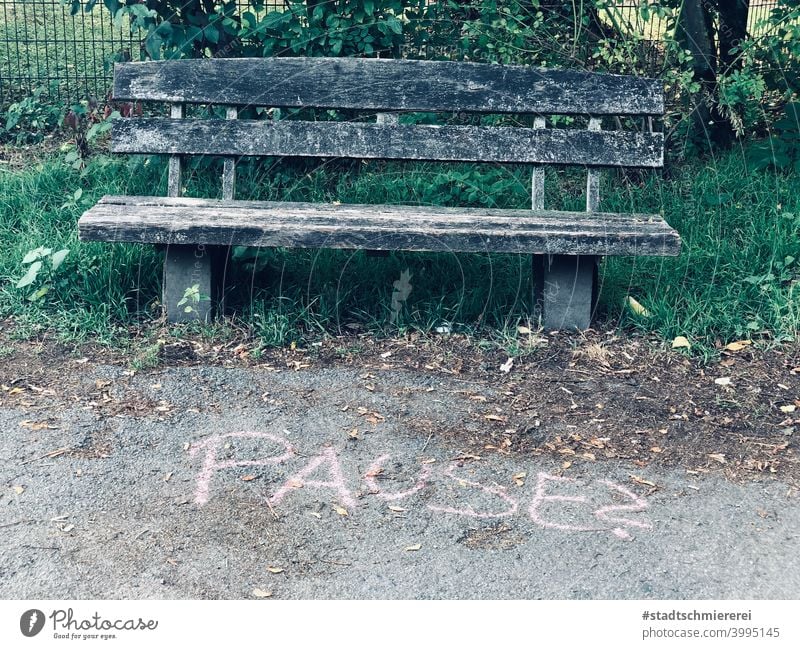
top-left (366, 112), bottom-right (400, 258)
top-left (533, 116), bottom-right (600, 330)
top-left (163, 102), bottom-right (213, 323)
top-left (211, 105), bottom-right (239, 316)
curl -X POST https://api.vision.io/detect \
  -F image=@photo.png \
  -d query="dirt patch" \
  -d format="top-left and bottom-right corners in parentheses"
top-left (1, 320), bottom-right (798, 485)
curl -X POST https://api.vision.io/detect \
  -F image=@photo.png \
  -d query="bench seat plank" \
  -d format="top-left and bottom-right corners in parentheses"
top-left (79, 196), bottom-right (681, 257)
top-left (112, 119), bottom-right (663, 168)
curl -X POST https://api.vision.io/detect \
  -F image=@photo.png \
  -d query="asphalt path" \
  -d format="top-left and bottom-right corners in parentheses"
top-left (2, 364), bottom-right (798, 599)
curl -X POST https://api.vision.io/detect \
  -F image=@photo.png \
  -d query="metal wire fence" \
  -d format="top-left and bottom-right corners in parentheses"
top-left (0, 0), bottom-right (784, 106)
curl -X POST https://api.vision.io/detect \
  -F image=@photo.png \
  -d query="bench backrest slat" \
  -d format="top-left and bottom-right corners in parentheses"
top-left (112, 119), bottom-right (663, 168)
top-left (113, 58), bottom-right (663, 116)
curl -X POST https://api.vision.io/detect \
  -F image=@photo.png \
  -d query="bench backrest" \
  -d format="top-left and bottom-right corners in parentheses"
top-left (111, 57), bottom-right (664, 206)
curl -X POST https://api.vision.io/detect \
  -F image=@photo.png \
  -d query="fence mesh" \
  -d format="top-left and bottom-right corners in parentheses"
top-left (0, 0), bottom-right (782, 106)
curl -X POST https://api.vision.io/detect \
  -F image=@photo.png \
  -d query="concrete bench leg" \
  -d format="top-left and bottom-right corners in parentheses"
top-left (163, 244), bottom-right (213, 323)
top-left (533, 254), bottom-right (598, 330)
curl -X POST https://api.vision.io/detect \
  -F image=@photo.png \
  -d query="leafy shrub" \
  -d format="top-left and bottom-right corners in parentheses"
top-left (746, 102), bottom-right (800, 172)
top-left (1, 87), bottom-right (65, 145)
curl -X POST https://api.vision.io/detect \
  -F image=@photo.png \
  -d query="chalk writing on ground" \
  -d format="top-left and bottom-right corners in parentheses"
top-left (189, 431), bottom-right (652, 539)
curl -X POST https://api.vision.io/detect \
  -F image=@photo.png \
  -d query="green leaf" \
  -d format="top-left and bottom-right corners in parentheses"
top-left (385, 16), bottom-right (403, 35)
top-left (145, 32), bottom-right (163, 60)
top-left (16, 261), bottom-right (42, 289)
top-left (103, 0), bottom-right (121, 16)
top-left (364, 0), bottom-right (375, 16)
top-left (27, 285), bottom-right (50, 302)
top-left (51, 249), bottom-right (70, 271)
top-left (205, 24), bottom-right (220, 45)
top-left (22, 247), bottom-right (52, 264)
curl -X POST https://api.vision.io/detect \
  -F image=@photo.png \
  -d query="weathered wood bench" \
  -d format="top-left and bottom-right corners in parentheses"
top-left (78, 57), bottom-right (680, 329)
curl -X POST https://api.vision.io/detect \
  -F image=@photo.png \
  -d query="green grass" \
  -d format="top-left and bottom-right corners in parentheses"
top-left (0, 149), bottom-right (798, 355)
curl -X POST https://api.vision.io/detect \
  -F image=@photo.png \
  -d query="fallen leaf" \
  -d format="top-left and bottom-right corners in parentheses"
top-left (380, 351), bottom-right (392, 359)
top-left (708, 453), bottom-right (726, 464)
top-left (513, 471), bottom-right (526, 486)
top-left (562, 461), bottom-right (572, 469)
top-left (164, 472), bottom-right (173, 482)
top-left (630, 474), bottom-right (657, 487)
top-left (714, 377), bottom-right (732, 386)
top-left (62, 524), bottom-right (75, 533)
top-left (484, 414), bottom-right (507, 422)
top-left (725, 340), bottom-right (752, 352)
top-left (19, 420), bottom-right (57, 431)
top-left (388, 505), bottom-right (407, 512)
top-left (241, 475), bottom-right (256, 482)
top-left (252, 589), bottom-right (272, 598)
top-left (333, 504), bottom-right (349, 517)
top-left (266, 566), bottom-right (284, 574)
top-left (627, 296), bottom-right (651, 317)
top-left (517, 325), bottom-right (532, 335)
top-left (12, 485), bottom-right (25, 495)
top-left (780, 405), bottom-right (796, 413)
top-left (671, 335), bottom-right (691, 349)
top-left (405, 544), bottom-right (422, 551)
top-left (650, 447), bottom-right (663, 453)
top-left (581, 452), bottom-right (597, 461)
top-left (499, 358), bottom-right (514, 373)
top-left (348, 428), bottom-right (359, 439)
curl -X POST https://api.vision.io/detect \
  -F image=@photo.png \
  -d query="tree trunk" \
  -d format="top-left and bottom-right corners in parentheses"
top-left (676, 0), bottom-right (734, 149)
top-left (717, 0), bottom-right (750, 74)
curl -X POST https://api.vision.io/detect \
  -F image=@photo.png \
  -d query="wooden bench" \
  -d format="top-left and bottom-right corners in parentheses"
top-left (78, 57), bottom-right (680, 329)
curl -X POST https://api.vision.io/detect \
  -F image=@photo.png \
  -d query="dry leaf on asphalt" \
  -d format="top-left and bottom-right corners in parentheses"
top-left (388, 506), bottom-right (407, 512)
top-left (12, 485), bottom-right (25, 495)
top-left (241, 475), bottom-right (256, 482)
top-left (513, 472), bottom-right (526, 486)
top-left (19, 420), bottom-right (57, 431)
top-left (630, 475), bottom-right (657, 487)
top-left (252, 589), bottom-right (272, 598)
top-left (333, 504), bottom-right (349, 517)
top-left (485, 414), bottom-right (507, 422)
top-left (405, 544), bottom-right (422, 551)
top-left (266, 567), bottom-right (284, 574)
